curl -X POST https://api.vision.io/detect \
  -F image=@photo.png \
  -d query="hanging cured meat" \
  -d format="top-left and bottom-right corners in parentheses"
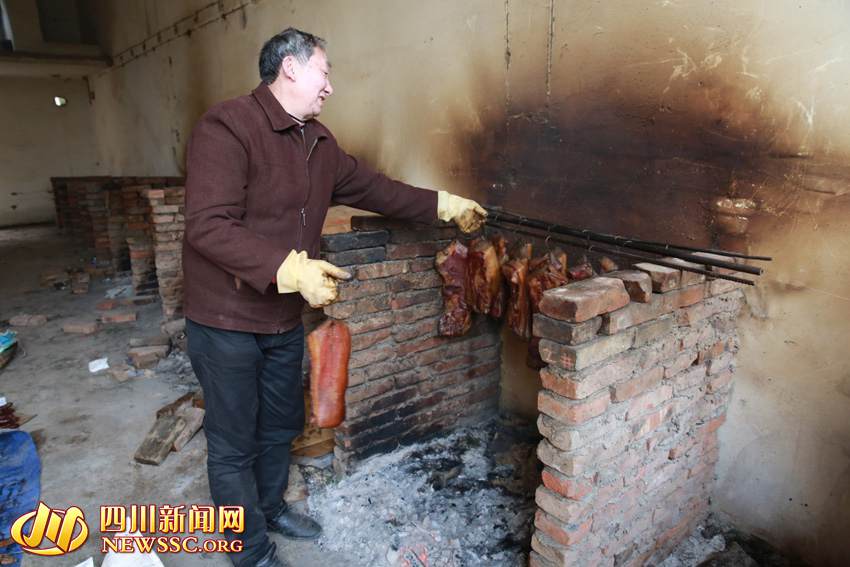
top-left (528, 247), bottom-right (569, 311)
top-left (307, 319), bottom-right (351, 428)
top-left (501, 241), bottom-right (533, 340)
top-left (467, 237), bottom-right (503, 317)
top-left (490, 235), bottom-right (509, 319)
top-left (436, 240), bottom-right (473, 337)
top-left (568, 255), bottom-right (596, 281)
top-left (526, 248), bottom-right (569, 369)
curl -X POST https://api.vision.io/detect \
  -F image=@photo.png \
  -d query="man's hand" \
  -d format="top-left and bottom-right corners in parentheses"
top-left (437, 191), bottom-right (487, 233)
top-left (276, 250), bottom-right (352, 308)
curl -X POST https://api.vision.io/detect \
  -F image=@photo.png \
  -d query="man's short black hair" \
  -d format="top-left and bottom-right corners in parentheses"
top-left (258, 27), bottom-right (327, 84)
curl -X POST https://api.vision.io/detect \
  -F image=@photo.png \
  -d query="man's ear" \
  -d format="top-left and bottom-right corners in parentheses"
top-left (280, 55), bottom-right (298, 81)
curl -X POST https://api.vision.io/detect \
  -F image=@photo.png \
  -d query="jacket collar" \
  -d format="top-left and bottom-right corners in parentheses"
top-left (252, 82), bottom-right (301, 132)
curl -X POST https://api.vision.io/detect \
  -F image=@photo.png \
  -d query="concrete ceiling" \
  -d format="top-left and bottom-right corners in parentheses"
top-left (0, 50), bottom-right (108, 77)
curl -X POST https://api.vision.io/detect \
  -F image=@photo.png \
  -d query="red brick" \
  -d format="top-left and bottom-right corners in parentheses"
top-left (601, 291), bottom-right (678, 334)
top-left (533, 314), bottom-right (601, 345)
top-left (355, 260), bottom-right (408, 280)
top-left (538, 389), bottom-right (610, 425)
top-left (346, 312), bottom-right (394, 334)
top-left (390, 288), bottom-right (440, 309)
top-left (539, 277), bottom-right (630, 323)
top-left (102, 310), bottom-right (138, 324)
top-left (606, 270), bottom-right (652, 303)
top-left (348, 344), bottom-right (394, 369)
top-left (631, 404), bottom-right (672, 438)
top-left (662, 257), bottom-right (707, 286)
top-left (408, 257), bottom-right (436, 272)
top-left (388, 270), bottom-right (442, 292)
top-left (128, 345), bottom-right (168, 368)
top-left (675, 284), bottom-right (706, 307)
top-left (541, 467), bottom-right (593, 501)
top-left (707, 351), bottom-right (734, 375)
top-left (337, 278), bottom-right (389, 301)
top-left (62, 319), bottom-right (99, 335)
top-left (386, 240), bottom-right (450, 259)
top-left (393, 300), bottom-right (442, 324)
top-left (393, 317), bottom-right (438, 342)
top-left (626, 385), bottom-right (673, 419)
top-left (96, 299), bottom-right (119, 310)
top-left (350, 327), bottom-right (393, 352)
top-left (539, 329), bottom-right (635, 371)
top-left (535, 486), bottom-right (593, 524)
top-left (664, 351), bottom-right (698, 379)
top-left (323, 293), bottom-right (391, 319)
top-left (611, 366), bottom-right (663, 402)
top-left (9, 314), bottom-right (48, 327)
top-left (396, 335), bottom-right (448, 356)
top-left (634, 262), bottom-right (680, 292)
top-left (707, 368), bottom-right (733, 393)
top-left (704, 413), bottom-right (726, 434)
top-left (345, 376), bottom-right (396, 404)
top-left (535, 510), bottom-right (593, 547)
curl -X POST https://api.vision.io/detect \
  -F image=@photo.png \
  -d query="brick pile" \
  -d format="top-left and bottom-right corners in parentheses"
top-left (143, 187), bottom-right (186, 320)
top-left (320, 217), bottom-right (502, 473)
top-left (123, 184), bottom-right (157, 295)
top-left (528, 263), bottom-right (742, 566)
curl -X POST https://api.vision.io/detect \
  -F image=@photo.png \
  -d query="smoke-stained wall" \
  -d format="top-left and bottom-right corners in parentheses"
top-left (87, 1), bottom-right (849, 564)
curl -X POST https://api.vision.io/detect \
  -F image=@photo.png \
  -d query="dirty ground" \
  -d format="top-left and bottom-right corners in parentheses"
top-left (0, 225), bottom-right (344, 566)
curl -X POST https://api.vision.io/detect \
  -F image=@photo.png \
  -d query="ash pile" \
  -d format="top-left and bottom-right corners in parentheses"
top-left (307, 417), bottom-right (540, 567)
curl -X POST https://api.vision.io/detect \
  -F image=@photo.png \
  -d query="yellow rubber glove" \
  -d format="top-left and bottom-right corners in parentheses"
top-left (437, 191), bottom-right (487, 233)
top-left (276, 250), bottom-right (352, 307)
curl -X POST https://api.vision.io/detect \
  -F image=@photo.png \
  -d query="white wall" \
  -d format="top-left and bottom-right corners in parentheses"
top-left (0, 77), bottom-right (100, 226)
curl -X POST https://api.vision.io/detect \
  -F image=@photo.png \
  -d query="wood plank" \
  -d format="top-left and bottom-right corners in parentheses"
top-left (172, 407), bottom-right (204, 451)
top-left (134, 415), bottom-right (185, 465)
top-left (292, 390), bottom-right (335, 451)
top-left (292, 438), bottom-right (334, 458)
top-left (156, 391), bottom-right (196, 418)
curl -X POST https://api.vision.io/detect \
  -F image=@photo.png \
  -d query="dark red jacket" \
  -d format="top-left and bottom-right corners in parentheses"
top-left (183, 83), bottom-right (438, 333)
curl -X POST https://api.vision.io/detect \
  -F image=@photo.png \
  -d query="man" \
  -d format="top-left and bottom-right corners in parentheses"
top-left (183, 28), bottom-right (485, 567)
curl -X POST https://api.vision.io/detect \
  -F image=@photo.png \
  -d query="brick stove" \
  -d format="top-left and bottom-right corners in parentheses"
top-left (319, 217), bottom-right (742, 566)
top-left (49, 178), bottom-right (743, 564)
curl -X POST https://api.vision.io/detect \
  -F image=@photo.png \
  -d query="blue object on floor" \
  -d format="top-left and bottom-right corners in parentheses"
top-left (0, 430), bottom-right (41, 567)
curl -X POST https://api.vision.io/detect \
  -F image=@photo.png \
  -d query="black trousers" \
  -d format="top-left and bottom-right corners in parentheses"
top-left (186, 318), bottom-right (305, 567)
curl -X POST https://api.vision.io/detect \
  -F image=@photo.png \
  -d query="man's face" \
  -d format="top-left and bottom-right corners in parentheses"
top-left (290, 48), bottom-right (333, 120)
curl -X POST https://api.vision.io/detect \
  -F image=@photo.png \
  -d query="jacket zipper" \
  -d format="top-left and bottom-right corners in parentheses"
top-left (296, 129), bottom-right (320, 252)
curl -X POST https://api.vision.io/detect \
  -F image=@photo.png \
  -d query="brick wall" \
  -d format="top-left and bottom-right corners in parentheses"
top-left (321, 217), bottom-right (502, 473)
top-left (527, 265), bottom-right (742, 566)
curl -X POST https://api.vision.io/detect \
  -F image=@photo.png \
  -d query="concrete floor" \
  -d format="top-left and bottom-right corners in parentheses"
top-left (0, 225), bottom-right (342, 567)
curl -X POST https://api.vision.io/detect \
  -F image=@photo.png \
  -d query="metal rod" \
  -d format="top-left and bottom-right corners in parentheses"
top-left (483, 206), bottom-right (763, 276)
top-left (610, 238), bottom-right (773, 262)
top-left (485, 220), bottom-right (756, 286)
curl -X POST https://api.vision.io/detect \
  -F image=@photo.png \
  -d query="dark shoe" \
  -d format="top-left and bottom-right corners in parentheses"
top-left (267, 507), bottom-right (322, 540)
top-left (254, 542), bottom-right (291, 567)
